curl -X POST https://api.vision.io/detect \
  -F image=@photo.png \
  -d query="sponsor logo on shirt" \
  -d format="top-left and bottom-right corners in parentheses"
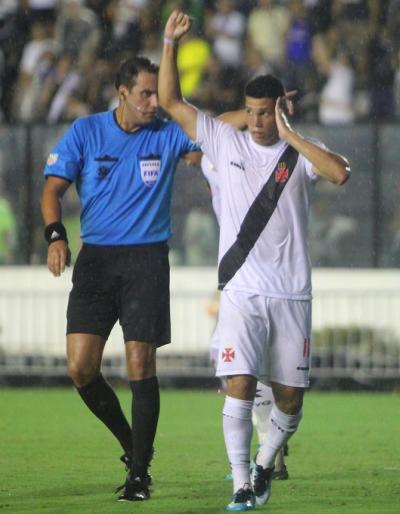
top-left (275, 161), bottom-right (289, 183)
top-left (140, 158), bottom-right (161, 188)
top-left (47, 153), bottom-right (59, 166)
top-left (230, 160), bottom-right (245, 171)
top-left (222, 344), bottom-right (235, 363)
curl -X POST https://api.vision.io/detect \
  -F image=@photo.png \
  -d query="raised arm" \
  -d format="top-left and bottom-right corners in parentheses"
top-left (41, 176), bottom-right (72, 276)
top-left (159, 10), bottom-right (198, 140)
top-left (274, 98), bottom-right (350, 185)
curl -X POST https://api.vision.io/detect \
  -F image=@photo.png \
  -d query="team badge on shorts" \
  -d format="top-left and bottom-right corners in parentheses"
top-left (275, 161), bottom-right (289, 183)
top-left (222, 344), bottom-right (235, 363)
top-left (140, 157), bottom-right (161, 187)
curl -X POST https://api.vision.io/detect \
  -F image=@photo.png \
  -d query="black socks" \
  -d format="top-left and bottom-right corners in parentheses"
top-left (130, 376), bottom-right (160, 479)
top-left (77, 374), bottom-right (132, 456)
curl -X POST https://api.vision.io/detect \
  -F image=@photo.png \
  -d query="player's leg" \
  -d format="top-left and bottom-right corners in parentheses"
top-left (252, 382), bottom-right (288, 479)
top-left (251, 298), bottom-right (311, 504)
top-left (125, 341), bottom-right (158, 488)
top-left (252, 382), bottom-right (274, 446)
top-left (66, 244), bottom-right (132, 458)
top-left (67, 334), bottom-right (133, 457)
top-left (224, 374), bottom-right (257, 510)
top-left (254, 382), bottom-right (303, 470)
top-left (117, 243), bottom-right (170, 502)
top-left (216, 291), bottom-right (268, 511)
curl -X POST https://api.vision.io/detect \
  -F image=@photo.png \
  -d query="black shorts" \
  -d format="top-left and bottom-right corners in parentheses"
top-left (67, 243), bottom-right (170, 346)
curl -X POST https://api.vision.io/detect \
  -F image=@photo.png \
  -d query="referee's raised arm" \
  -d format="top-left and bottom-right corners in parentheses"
top-left (159, 10), bottom-right (198, 141)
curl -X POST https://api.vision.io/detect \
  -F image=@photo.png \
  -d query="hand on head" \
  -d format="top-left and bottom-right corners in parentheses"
top-left (164, 9), bottom-right (192, 42)
top-left (275, 94), bottom-right (295, 140)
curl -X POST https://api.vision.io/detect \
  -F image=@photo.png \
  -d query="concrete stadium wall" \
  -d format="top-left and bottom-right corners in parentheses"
top-left (0, 267), bottom-right (399, 361)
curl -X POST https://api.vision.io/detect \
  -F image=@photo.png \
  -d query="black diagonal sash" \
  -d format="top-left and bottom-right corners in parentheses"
top-left (218, 145), bottom-right (299, 290)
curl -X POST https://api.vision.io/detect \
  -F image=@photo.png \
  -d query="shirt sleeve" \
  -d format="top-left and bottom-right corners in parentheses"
top-left (43, 119), bottom-right (85, 182)
top-left (171, 122), bottom-right (201, 154)
top-left (195, 110), bottom-right (236, 166)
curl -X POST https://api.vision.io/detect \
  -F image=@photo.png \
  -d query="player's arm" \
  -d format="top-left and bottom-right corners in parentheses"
top-left (159, 10), bottom-right (198, 141)
top-left (41, 176), bottom-right (72, 277)
top-left (275, 97), bottom-right (350, 185)
top-left (217, 109), bottom-right (247, 130)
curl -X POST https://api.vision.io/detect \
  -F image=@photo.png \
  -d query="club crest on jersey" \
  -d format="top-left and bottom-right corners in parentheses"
top-left (47, 153), bottom-right (59, 166)
top-left (275, 161), bottom-right (289, 183)
top-left (140, 158), bottom-right (161, 188)
top-left (222, 344), bottom-right (235, 363)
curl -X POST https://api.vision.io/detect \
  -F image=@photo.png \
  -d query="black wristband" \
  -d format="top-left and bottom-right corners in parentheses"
top-left (44, 222), bottom-right (69, 246)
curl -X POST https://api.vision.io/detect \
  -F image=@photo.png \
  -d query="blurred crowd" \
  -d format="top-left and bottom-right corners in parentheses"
top-left (0, 0), bottom-right (399, 125)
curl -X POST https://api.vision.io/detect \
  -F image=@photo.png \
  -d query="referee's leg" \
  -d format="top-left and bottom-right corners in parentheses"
top-left (67, 333), bottom-right (133, 457)
top-left (125, 340), bottom-right (159, 481)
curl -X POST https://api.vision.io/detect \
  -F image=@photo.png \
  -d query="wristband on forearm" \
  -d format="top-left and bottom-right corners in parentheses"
top-left (44, 222), bottom-right (68, 246)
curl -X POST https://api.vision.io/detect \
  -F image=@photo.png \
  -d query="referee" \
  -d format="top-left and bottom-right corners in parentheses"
top-left (41, 56), bottom-right (198, 502)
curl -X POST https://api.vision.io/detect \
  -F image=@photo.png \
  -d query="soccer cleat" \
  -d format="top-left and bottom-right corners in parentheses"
top-left (250, 461), bottom-right (274, 505)
top-left (226, 485), bottom-right (255, 511)
top-left (120, 448), bottom-right (154, 486)
top-left (116, 474), bottom-right (150, 502)
top-left (272, 464), bottom-right (289, 480)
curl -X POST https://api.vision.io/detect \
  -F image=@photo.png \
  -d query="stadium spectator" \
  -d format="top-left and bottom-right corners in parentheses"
top-left (284, 0), bottom-right (314, 99)
top-left (176, 30), bottom-right (211, 98)
top-left (12, 20), bottom-right (56, 122)
top-left (159, 10), bottom-right (350, 511)
top-left (246, 0), bottom-right (290, 77)
top-left (41, 55), bottom-right (199, 502)
top-left (317, 45), bottom-right (356, 125)
top-left (54, 0), bottom-right (100, 66)
top-left (24, 0), bottom-right (58, 23)
top-left (204, 0), bottom-right (246, 70)
top-left (191, 53), bottom-right (244, 113)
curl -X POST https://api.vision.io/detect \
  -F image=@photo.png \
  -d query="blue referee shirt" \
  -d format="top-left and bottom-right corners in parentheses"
top-left (44, 111), bottom-right (199, 245)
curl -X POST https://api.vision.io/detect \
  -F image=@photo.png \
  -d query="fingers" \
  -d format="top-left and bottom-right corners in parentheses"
top-left (47, 242), bottom-right (69, 277)
top-left (169, 9), bottom-right (191, 33)
top-left (284, 91), bottom-right (297, 116)
top-left (285, 90), bottom-right (298, 99)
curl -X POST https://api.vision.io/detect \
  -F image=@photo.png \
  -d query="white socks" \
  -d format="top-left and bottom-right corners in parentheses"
top-left (256, 404), bottom-right (303, 469)
top-left (223, 395), bottom-right (253, 493)
top-left (252, 382), bottom-right (274, 446)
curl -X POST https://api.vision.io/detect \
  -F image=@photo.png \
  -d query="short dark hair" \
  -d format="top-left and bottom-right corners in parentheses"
top-left (115, 56), bottom-right (159, 91)
top-left (245, 74), bottom-right (285, 100)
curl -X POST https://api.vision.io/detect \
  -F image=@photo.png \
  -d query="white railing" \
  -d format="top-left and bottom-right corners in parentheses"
top-left (0, 267), bottom-right (399, 380)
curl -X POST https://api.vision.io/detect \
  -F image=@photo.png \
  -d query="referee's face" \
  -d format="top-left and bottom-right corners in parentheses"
top-left (124, 71), bottom-right (159, 125)
top-left (245, 96), bottom-right (279, 146)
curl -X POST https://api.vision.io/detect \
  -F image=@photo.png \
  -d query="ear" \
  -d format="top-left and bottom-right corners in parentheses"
top-left (119, 87), bottom-right (127, 101)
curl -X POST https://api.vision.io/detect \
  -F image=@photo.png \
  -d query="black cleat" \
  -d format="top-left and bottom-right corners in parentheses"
top-left (272, 464), bottom-right (289, 480)
top-left (116, 474), bottom-right (150, 502)
top-left (120, 449), bottom-right (154, 486)
top-left (250, 461), bottom-right (274, 505)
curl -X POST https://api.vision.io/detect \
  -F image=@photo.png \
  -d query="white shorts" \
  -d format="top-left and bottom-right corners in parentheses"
top-left (214, 290), bottom-right (312, 388)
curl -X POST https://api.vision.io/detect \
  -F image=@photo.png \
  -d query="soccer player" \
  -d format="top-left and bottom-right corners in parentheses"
top-left (203, 155), bottom-right (288, 481)
top-left (159, 11), bottom-right (350, 511)
top-left (41, 56), bottom-right (199, 502)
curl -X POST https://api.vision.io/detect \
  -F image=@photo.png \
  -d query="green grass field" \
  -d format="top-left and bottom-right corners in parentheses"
top-left (0, 388), bottom-right (399, 514)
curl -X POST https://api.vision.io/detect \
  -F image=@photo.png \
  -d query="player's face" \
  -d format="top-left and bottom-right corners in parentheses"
top-left (125, 71), bottom-right (158, 124)
top-left (245, 96), bottom-right (279, 146)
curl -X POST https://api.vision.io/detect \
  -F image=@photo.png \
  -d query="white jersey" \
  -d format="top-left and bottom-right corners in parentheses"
top-left (196, 111), bottom-right (319, 300)
top-left (201, 155), bottom-right (221, 223)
